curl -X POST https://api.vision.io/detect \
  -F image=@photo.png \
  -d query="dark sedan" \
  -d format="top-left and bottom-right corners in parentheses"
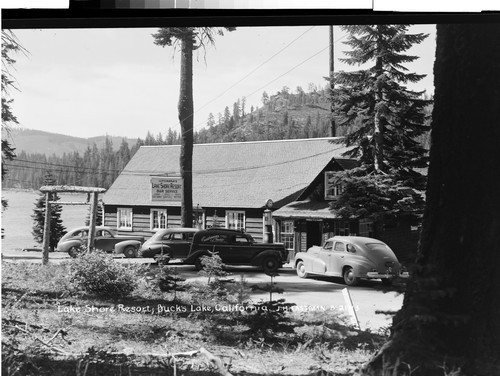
top-left (138, 227), bottom-right (198, 260)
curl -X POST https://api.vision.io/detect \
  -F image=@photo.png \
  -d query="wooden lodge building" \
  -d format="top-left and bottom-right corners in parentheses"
top-left (103, 137), bottom-right (418, 262)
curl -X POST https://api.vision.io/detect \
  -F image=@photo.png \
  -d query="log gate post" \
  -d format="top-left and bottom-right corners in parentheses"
top-left (39, 185), bottom-right (106, 264)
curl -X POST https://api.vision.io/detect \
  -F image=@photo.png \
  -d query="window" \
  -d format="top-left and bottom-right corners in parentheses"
top-left (334, 220), bottom-right (351, 236)
top-left (96, 230), bottom-right (112, 238)
top-left (226, 210), bottom-right (245, 230)
top-left (334, 242), bottom-right (346, 252)
top-left (117, 208), bottom-right (132, 230)
top-left (233, 234), bottom-right (251, 244)
top-left (359, 219), bottom-right (374, 237)
top-left (151, 209), bottom-right (167, 230)
top-left (201, 234), bottom-right (230, 244)
top-left (325, 171), bottom-right (344, 200)
top-left (170, 233), bottom-right (184, 240)
top-left (193, 208), bottom-right (205, 229)
top-left (280, 220), bottom-right (295, 251)
top-left (347, 244), bottom-right (357, 253)
top-left (323, 240), bottom-right (333, 250)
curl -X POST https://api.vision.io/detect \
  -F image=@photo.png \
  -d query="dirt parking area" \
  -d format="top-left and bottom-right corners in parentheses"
top-left (1, 250), bottom-right (403, 331)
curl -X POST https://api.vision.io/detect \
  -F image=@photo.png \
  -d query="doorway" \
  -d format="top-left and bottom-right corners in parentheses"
top-left (306, 221), bottom-right (322, 249)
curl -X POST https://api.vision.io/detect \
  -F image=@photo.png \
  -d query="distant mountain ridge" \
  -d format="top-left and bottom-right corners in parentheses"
top-left (3, 128), bottom-right (138, 157)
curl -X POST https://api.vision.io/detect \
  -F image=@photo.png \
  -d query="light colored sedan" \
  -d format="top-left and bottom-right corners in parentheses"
top-left (56, 226), bottom-right (144, 258)
top-left (294, 236), bottom-right (405, 286)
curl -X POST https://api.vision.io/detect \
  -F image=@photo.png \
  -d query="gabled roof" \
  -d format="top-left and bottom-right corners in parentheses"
top-left (104, 137), bottom-right (353, 209)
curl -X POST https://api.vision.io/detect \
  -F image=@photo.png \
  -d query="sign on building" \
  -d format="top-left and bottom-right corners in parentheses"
top-left (151, 177), bottom-right (183, 202)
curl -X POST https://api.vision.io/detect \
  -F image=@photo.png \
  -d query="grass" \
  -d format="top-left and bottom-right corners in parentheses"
top-left (1, 261), bottom-right (386, 375)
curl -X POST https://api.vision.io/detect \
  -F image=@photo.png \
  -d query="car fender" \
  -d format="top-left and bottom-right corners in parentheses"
top-left (251, 249), bottom-right (284, 266)
top-left (294, 252), bottom-right (324, 273)
top-left (114, 240), bottom-right (142, 254)
top-left (184, 249), bottom-right (212, 264)
top-left (140, 244), bottom-right (172, 256)
top-left (57, 239), bottom-right (83, 253)
top-left (341, 260), bottom-right (372, 278)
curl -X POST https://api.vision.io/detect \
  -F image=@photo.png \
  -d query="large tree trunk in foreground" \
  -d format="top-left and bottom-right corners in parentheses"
top-left (361, 23), bottom-right (500, 376)
top-left (179, 34), bottom-right (194, 228)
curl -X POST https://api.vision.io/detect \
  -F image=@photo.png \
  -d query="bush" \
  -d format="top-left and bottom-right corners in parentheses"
top-left (68, 251), bottom-right (143, 298)
top-left (198, 253), bottom-right (229, 284)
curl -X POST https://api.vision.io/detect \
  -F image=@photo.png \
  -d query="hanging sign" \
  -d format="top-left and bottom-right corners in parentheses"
top-left (151, 177), bottom-right (183, 202)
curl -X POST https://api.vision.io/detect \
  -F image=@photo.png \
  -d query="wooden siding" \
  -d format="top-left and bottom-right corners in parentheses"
top-left (104, 205), bottom-right (266, 242)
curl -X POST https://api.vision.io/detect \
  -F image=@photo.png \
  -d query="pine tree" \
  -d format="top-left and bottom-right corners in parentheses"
top-left (364, 23), bottom-right (500, 376)
top-left (152, 27), bottom-right (235, 227)
top-left (331, 24), bottom-right (431, 221)
top-left (2, 30), bottom-right (23, 218)
top-left (32, 171), bottom-right (66, 251)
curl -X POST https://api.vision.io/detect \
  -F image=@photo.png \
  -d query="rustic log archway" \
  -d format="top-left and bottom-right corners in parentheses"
top-left (38, 185), bottom-right (106, 265)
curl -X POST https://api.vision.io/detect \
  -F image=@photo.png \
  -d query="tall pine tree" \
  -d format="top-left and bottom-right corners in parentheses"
top-left (361, 22), bottom-right (500, 376)
top-left (153, 27), bottom-right (235, 227)
top-left (331, 25), bottom-right (431, 221)
top-left (32, 171), bottom-right (66, 251)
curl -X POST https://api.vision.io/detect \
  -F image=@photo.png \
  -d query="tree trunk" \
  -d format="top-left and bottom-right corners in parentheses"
top-left (329, 25), bottom-right (336, 137)
top-left (179, 34), bottom-right (194, 228)
top-left (42, 193), bottom-right (51, 265)
top-left (373, 26), bottom-right (385, 172)
top-left (361, 24), bottom-right (500, 376)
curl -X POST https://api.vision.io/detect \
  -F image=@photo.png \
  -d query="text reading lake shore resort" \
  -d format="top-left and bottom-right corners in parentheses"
top-left (58, 304), bottom-right (360, 314)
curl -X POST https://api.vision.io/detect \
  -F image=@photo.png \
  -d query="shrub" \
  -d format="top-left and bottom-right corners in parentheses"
top-left (198, 252), bottom-right (229, 284)
top-left (68, 251), bottom-right (143, 298)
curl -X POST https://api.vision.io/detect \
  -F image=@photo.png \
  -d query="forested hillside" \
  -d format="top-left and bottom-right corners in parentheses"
top-left (195, 84), bottom-right (338, 143)
top-left (3, 85), bottom-right (431, 190)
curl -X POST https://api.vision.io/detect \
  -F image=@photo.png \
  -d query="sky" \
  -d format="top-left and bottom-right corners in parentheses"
top-left (8, 24), bottom-right (436, 140)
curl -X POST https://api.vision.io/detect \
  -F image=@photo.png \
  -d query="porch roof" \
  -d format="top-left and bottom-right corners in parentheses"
top-left (272, 200), bottom-right (340, 220)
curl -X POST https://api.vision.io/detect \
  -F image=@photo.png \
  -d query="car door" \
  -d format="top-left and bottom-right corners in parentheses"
top-left (229, 234), bottom-right (253, 264)
top-left (94, 229), bottom-right (116, 252)
top-left (312, 240), bottom-right (334, 274)
top-left (168, 232), bottom-right (193, 259)
top-left (211, 234), bottom-right (233, 263)
top-left (330, 241), bottom-right (347, 275)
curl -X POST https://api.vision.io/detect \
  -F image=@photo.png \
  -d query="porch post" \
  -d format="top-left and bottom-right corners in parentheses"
top-left (87, 192), bottom-right (99, 250)
top-left (41, 192), bottom-right (51, 265)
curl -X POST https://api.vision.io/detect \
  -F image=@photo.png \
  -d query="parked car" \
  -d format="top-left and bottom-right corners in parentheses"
top-left (183, 228), bottom-right (288, 273)
top-left (138, 227), bottom-right (198, 260)
top-left (294, 236), bottom-right (405, 286)
top-left (56, 226), bottom-right (144, 258)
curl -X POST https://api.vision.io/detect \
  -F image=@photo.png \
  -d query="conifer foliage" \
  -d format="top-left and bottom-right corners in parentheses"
top-left (31, 171), bottom-right (66, 251)
top-left (331, 25), bottom-right (431, 220)
top-left (2, 30), bottom-right (23, 213)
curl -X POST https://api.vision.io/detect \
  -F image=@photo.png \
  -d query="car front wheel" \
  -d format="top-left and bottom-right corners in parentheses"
top-left (123, 246), bottom-right (137, 258)
top-left (262, 256), bottom-right (280, 274)
top-left (194, 256), bottom-right (205, 271)
top-left (296, 260), bottom-right (309, 279)
top-left (381, 277), bottom-right (393, 286)
top-left (68, 246), bottom-right (82, 258)
top-left (343, 267), bottom-right (360, 286)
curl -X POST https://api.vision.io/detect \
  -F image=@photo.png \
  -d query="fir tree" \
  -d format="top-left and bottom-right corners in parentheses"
top-left (2, 30), bottom-right (23, 219)
top-left (331, 24), bottom-right (431, 221)
top-left (32, 171), bottom-right (66, 251)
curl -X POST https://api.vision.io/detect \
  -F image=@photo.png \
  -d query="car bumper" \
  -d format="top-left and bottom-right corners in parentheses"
top-left (366, 271), bottom-right (410, 279)
top-left (138, 249), bottom-right (157, 258)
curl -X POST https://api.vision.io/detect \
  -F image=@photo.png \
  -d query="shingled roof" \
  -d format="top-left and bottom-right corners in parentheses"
top-left (104, 137), bottom-right (353, 209)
